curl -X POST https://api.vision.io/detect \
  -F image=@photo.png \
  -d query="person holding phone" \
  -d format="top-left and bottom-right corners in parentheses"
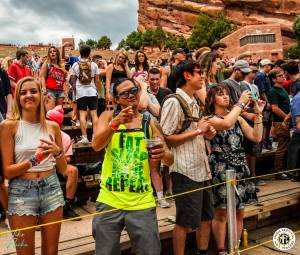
top-left (239, 63), bottom-right (265, 186)
top-left (105, 50), bottom-right (132, 108)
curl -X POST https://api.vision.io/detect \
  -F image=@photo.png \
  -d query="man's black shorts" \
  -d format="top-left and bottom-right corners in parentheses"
top-left (172, 172), bottom-right (214, 229)
top-left (77, 96), bottom-right (98, 111)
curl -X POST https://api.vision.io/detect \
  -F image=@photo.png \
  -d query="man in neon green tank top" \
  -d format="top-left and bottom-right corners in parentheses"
top-left (92, 78), bottom-right (174, 255)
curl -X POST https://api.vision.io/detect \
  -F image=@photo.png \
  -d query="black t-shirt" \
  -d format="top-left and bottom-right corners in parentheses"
top-left (155, 87), bottom-right (172, 105)
top-left (0, 68), bottom-right (11, 115)
top-left (267, 86), bottom-right (290, 122)
top-left (290, 77), bottom-right (300, 96)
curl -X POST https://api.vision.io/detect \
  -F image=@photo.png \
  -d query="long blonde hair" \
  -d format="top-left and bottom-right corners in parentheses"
top-left (12, 77), bottom-right (46, 128)
top-left (1, 56), bottom-right (13, 72)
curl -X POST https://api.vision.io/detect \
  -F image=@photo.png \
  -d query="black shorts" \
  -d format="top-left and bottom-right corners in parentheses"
top-left (172, 172), bottom-right (214, 229)
top-left (77, 96), bottom-right (98, 111)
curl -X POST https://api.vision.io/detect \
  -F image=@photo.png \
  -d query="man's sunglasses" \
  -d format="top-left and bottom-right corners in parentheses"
top-left (194, 69), bottom-right (203, 75)
top-left (118, 87), bottom-right (139, 99)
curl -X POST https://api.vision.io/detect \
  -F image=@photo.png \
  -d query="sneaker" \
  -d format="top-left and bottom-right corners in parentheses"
top-left (87, 120), bottom-right (93, 127)
top-left (157, 198), bottom-right (170, 208)
top-left (255, 179), bottom-right (266, 186)
top-left (77, 136), bottom-right (89, 144)
top-left (75, 120), bottom-right (80, 127)
top-left (275, 174), bottom-right (290, 180)
top-left (63, 205), bottom-right (82, 221)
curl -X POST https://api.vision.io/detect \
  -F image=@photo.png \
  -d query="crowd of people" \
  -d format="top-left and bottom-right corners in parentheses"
top-left (0, 41), bottom-right (299, 255)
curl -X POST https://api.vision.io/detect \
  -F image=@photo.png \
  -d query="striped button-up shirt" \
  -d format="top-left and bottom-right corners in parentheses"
top-left (160, 88), bottom-right (211, 182)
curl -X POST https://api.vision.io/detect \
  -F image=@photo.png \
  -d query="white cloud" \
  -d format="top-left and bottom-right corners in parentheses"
top-left (0, 0), bottom-right (138, 48)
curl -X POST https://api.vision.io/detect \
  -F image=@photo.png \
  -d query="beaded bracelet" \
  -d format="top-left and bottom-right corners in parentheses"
top-left (29, 155), bottom-right (40, 168)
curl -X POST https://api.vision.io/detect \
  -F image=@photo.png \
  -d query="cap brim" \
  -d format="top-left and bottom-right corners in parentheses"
top-left (241, 67), bottom-right (251, 73)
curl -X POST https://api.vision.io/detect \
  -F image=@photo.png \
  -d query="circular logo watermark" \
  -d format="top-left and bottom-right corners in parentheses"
top-left (273, 228), bottom-right (296, 251)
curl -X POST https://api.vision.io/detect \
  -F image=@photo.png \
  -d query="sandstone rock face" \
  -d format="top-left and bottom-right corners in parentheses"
top-left (138, 0), bottom-right (300, 39)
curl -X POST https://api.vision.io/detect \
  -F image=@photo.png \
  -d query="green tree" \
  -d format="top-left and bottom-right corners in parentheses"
top-left (287, 45), bottom-right (300, 59)
top-left (117, 39), bottom-right (126, 50)
top-left (176, 35), bottom-right (187, 49)
top-left (293, 15), bottom-right (300, 42)
top-left (152, 27), bottom-right (166, 49)
top-left (126, 31), bottom-right (143, 50)
top-left (97, 36), bottom-right (112, 49)
top-left (187, 13), bottom-right (233, 49)
top-left (85, 39), bottom-right (97, 48)
top-left (78, 39), bottom-right (85, 49)
top-left (165, 33), bottom-right (178, 50)
top-left (142, 29), bottom-right (155, 47)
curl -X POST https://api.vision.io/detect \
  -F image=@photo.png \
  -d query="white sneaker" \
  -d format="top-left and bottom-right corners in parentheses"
top-left (75, 120), bottom-right (80, 127)
top-left (87, 120), bottom-right (92, 127)
top-left (158, 198), bottom-right (170, 208)
top-left (77, 136), bottom-right (89, 144)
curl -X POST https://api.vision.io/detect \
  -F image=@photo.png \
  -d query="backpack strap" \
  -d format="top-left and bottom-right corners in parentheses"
top-left (161, 93), bottom-right (200, 133)
top-left (141, 112), bottom-right (151, 139)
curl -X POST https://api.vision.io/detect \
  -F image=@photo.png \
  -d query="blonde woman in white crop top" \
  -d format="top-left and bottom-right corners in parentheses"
top-left (1, 77), bottom-right (67, 255)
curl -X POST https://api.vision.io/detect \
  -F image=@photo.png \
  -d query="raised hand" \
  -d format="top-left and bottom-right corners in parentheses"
top-left (38, 134), bottom-right (61, 158)
top-left (239, 90), bottom-right (252, 105)
top-left (112, 106), bottom-right (134, 125)
top-left (254, 99), bottom-right (266, 114)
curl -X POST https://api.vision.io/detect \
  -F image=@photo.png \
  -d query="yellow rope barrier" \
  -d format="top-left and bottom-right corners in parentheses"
top-left (1, 166), bottom-right (300, 255)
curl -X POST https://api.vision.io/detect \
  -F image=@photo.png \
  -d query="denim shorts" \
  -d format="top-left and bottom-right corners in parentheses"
top-left (8, 172), bottom-right (65, 216)
top-left (47, 89), bottom-right (65, 99)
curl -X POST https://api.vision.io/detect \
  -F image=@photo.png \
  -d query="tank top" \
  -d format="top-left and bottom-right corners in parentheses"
top-left (167, 65), bottom-right (177, 93)
top-left (14, 120), bottom-right (56, 172)
top-left (97, 124), bottom-right (155, 210)
top-left (46, 65), bottom-right (65, 91)
top-left (111, 65), bottom-right (127, 84)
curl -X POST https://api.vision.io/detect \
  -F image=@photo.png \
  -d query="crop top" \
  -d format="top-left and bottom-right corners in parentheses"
top-left (14, 120), bottom-right (56, 172)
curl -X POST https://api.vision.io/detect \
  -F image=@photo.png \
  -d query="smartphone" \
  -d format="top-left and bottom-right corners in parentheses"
top-left (251, 90), bottom-right (259, 100)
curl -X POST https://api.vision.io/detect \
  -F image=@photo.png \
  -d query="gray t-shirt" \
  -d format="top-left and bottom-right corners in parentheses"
top-left (221, 78), bottom-right (242, 104)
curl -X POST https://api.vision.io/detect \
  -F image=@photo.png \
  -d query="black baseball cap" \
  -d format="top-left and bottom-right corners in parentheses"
top-left (172, 48), bottom-right (189, 56)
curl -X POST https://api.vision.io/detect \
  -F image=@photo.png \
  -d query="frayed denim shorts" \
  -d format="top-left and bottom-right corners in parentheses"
top-left (8, 172), bottom-right (65, 216)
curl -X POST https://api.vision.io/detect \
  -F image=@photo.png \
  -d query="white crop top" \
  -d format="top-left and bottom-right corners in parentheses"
top-left (14, 120), bottom-right (56, 172)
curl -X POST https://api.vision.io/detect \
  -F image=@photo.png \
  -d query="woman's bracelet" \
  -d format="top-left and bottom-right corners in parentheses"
top-left (254, 122), bottom-right (263, 125)
top-left (54, 150), bottom-right (64, 160)
top-left (29, 155), bottom-right (40, 168)
top-left (235, 102), bottom-right (245, 110)
top-left (108, 120), bottom-right (119, 131)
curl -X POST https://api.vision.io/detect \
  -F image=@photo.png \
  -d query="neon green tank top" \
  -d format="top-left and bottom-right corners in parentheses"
top-left (97, 123), bottom-right (155, 210)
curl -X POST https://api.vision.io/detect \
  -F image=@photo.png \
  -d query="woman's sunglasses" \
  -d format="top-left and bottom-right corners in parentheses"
top-left (118, 87), bottom-right (139, 99)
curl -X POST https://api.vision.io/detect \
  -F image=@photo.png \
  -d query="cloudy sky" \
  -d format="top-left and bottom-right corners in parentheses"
top-left (0, 0), bottom-right (138, 48)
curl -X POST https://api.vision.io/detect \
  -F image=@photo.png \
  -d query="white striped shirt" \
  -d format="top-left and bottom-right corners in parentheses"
top-left (160, 88), bottom-right (211, 182)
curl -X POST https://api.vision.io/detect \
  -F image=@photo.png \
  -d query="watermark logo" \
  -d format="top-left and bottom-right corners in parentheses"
top-left (6, 231), bottom-right (30, 249)
top-left (273, 228), bottom-right (296, 251)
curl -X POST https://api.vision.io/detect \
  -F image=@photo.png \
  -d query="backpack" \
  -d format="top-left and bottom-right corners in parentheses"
top-left (112, 111), bottom-right (151, 148)
top-left (78, 61), bottom-right (92, 85)
top-left (161, 93), bottom-right (204, 134)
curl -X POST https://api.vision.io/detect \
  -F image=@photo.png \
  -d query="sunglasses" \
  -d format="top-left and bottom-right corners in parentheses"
top-left (118, 87), bottom-right (139, 99)
top-left (194, 69), bottom-right (203, 75)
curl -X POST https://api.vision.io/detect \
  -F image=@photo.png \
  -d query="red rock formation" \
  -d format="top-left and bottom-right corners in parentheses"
top-left (138, 0), bottom-right (300, 40)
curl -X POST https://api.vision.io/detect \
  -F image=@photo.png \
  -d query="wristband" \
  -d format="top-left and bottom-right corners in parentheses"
top-left (196, 128), bottom-right (203, 135)
top-left (108, 120), bottom-right (119, 131)
top-left (54, 150), bottom-right (64, 160)
top-left (29, 155), bottom-right (40, 168)
top-left (34, 152), bottom-right (44, 163)
top-left (235, 102), bottom-right (245, 110)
